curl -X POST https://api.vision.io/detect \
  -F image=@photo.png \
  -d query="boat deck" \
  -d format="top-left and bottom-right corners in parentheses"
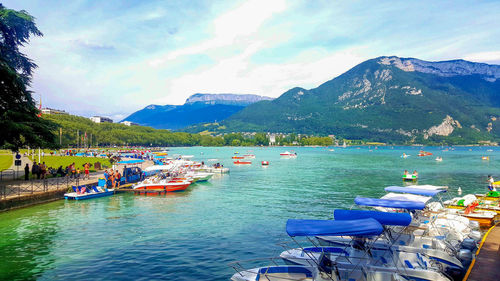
top-left (465, 222), bottom-right (500, 281)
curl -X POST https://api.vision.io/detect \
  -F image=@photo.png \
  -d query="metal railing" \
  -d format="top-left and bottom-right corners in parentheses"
top-left (0, 176), bottom-right (81, 200)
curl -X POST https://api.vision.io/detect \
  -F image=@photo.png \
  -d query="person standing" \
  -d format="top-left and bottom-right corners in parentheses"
top-left (488, 175), bottom-right (496, 191)
top-left (84, 163), bottom-right (90, 179)
top-left (32, 162), bottom-right (39, 179)
top-left (115, 170), bottom-right (121, 187)
top-left (24, 163), bottom-right (30, 180)
top-left (40, 162), bottom-right (47, 179)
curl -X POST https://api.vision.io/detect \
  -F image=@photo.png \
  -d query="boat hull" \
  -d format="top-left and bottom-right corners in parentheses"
top-left (64, 190), bottom-right (114, 200)
top-left (134, 183), bottom-right (191, 192)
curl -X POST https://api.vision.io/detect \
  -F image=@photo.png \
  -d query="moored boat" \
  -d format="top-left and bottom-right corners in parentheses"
top-left (64, 185), bottom-right (114, 200)
top-left (133, 178), bottom-right (192, 192)
top-left (234, 160), bottom-right (252, 165)
top-left (261, 161), bottom-right (269, 166)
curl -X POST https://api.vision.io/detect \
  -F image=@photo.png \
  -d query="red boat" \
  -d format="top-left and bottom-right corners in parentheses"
top-left (418, 150), bottom-right (433, 157)
top-left (133, 179), bottom-right (192, 192)
top-left (234, 160), bottom-right (252, 165)
top-left (261, 161), bottom-right (269, 166)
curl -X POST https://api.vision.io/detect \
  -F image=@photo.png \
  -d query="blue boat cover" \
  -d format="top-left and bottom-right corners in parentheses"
top-left (385, 186), bottom-right (446, 196)
top-left (286, 218), bottom-right (383, 237)
top-left (334, 209), bottom-right (412, 226)
top-left (116, 160), bottom-right (145, 164)
top-left (354, 196), bottom-right (426, 210)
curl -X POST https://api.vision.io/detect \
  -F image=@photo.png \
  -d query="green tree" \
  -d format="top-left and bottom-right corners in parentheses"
top-left (0, 4), bottom-right (57, 150)
top-left (254, 132), bottom-right (269, 146)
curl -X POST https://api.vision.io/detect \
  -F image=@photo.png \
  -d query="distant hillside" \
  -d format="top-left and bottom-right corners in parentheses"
top-left (186, 56), bottom-right (500, 145)
top-left (122, 93), bottom-right (273, 130)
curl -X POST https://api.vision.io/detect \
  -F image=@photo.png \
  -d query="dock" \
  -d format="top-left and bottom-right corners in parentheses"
top-left (464, 222), bottom-right (500, 281)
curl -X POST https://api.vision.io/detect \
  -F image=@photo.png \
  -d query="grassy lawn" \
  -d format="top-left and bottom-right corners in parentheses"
top-left (37, 156), bottom-right (112, 172)
top-left (0, 154), bottom-right (13, 171)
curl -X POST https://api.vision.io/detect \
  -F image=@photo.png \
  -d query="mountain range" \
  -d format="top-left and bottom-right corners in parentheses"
top-left (185, 56), bottom-right (500, 144)
top-left (122, 93), bottom-right (273, 130)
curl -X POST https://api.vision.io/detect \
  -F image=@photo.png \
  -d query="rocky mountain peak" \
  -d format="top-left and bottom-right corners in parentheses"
top-left (378, 56), bottom-right (500, 82)
top-left (185, 93), bottom-right (273, 106)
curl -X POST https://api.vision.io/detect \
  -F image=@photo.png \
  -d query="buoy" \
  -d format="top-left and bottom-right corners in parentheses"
top-left (458, 187), bottom-right (462, 195)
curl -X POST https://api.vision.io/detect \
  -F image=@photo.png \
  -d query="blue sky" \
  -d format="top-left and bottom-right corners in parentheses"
top-left (4, 0), bottom-right (500, 121)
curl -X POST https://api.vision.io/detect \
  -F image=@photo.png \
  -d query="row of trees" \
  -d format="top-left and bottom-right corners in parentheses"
top-left (44, 114), bottom-right (338, 147)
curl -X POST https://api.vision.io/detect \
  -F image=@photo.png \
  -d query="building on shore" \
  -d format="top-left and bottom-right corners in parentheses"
top-left (120, 120), bottom-right (139, 126)
top-left (41, 107), bottom-right (69, 115)
top-left (89, 116), bottom-right (113, 123)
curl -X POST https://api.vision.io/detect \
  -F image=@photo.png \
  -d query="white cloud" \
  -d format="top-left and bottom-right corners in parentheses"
top-left (149, 0), bottom-right (286, 66)
top-left (463, 51), bottom-right (500, 63)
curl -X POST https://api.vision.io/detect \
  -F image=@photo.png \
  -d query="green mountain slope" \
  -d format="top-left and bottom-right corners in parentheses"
top-left (210, 56), bottom-right (500, 144)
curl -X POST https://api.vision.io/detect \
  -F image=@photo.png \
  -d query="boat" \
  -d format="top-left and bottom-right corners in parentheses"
top-left (418, 150), bottom-right (433, 157)
top-left (64, 185), bottom-right (114, 200)
top-left (482, 156), bottom-right (489, 160)
top-left (185, 171), bottom-right (214, 182)
top-left (232, 156), bottom-right (245, 159)
top-left (402, 174), bottom-right (418, 181)
top-left (133, 177), bottom-right (192, 192)
top-left (232, 219), bottom-right (453, 281)
top-left (234, 160), bottom-right (252, 165)
top-left (401, 153), bottom-right (410, 158)
top-left (436, 157), bottom-right (443, 162)
top-left (261, 161), bottom-right (269, 166)
top-left (243, 154), bottom-right (255, 158)
top-left (280, 151), bottom-right (297, 157)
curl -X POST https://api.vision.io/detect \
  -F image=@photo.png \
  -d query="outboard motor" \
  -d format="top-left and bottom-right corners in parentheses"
top-left (461, 238), bottom-right (478, 252)
top-left (457, 249), bottom-right (473, 267)
top-left (469, 230), bottom-right (482, 242)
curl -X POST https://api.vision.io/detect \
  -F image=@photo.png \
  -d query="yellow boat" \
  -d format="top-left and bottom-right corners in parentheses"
top-left (445, 203), bottom-right (500, 215)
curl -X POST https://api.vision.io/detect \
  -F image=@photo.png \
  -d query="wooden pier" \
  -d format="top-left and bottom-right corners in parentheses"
top-left (464, 222), bottom-right (500, 281)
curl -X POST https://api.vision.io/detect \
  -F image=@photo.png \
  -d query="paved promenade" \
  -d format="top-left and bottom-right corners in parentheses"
top-left (465, 222), bottom-right (500, 281)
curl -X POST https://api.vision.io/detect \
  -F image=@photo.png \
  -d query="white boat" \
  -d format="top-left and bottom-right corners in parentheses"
top-left (185, 171), bottom-right (214, 182)
top-left (436, 157), bottom-right (443, 162)
top-left (280, 151), bottom-right (297, 157)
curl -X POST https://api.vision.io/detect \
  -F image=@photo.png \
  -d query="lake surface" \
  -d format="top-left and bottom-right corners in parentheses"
top-left (0, 146), bottom-right (498, 280)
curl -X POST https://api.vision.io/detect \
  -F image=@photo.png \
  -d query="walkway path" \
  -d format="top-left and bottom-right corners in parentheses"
top-left (465, 223), bottom-right (500, 281)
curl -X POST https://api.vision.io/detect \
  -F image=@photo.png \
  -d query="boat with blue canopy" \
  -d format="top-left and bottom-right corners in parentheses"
top-left (354, 196), bottom-right (426, 210)
top-left (385, 186), bottom-right (447, 197)
top-left (332, 209), bottom-right (412, 226)
top-left (286, 218), bottom-right (383, 237)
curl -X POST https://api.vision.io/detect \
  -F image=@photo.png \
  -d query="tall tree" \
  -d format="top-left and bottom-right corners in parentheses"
top-left (0, 4), bottom-right (57, 150)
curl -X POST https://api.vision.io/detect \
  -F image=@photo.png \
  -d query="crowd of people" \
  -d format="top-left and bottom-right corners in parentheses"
top-left (103, 169), bottom-right (122, 188)
top-left (24, 162), bottom-right (93, 180)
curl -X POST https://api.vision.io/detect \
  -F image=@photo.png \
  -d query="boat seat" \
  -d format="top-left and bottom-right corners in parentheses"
top-left (92, 186), bottom-right (100, 193)
top-left (72, 186), bottom-right (77, 192)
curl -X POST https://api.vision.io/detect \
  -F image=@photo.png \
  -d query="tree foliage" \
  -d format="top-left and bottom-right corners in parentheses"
top-left (0, 4), bottom-right (57, 150)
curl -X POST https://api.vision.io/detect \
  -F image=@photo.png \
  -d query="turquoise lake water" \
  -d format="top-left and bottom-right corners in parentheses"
top-left (0, 146), bottom-right (499, 280)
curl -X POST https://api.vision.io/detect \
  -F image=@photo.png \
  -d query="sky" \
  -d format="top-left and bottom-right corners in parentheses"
top-left (4, 0), bottom-right (500, 121)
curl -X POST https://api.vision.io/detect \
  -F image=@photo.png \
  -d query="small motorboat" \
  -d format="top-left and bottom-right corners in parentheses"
top-left (232, 156), bottom-right (244, 159)
top-left (133, 178), bottom-right (192, 192)
top-left (261, 161), bottom-right (269, 166)
top-left (243, 154), bottom-right (255, 158)
top-left (436, 157), bottom-right (443, 162)
top-left (234, 160), bottom-right (252, 165)
top-left (418, 150), bottom-right (433, 157)
top-left (482, 156), bottom-right (490, 160)
top-left (65, 185), bottom-right (114, 200)
top-left (280, 151), bottom-right (297, 157)
top-left (401, 153), bottom-right (410, 158)
top-left (402, 174), bottom-right (418, 181)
